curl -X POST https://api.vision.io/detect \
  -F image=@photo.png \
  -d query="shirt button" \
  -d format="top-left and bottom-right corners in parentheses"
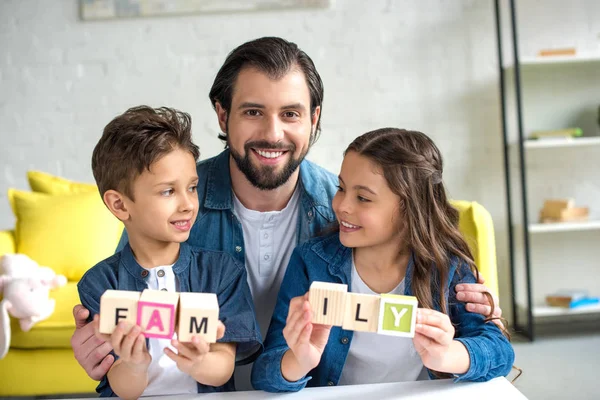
top-left (161, 288), bottom-right (168, 291)
top-left (235, 246), bottom-right (242, 253)
top-left (268, 216), bottom-right (274, 222)
top-left (308, 210), bottom-right (313, 218)
top-left (157, 270), bottom-right (165, 277)
top-left (141, 270), bottom-right (149, 278)
top-left (264, 233), bottom-right (268, 239)
top-left (264, 254), bottom-right (270, 261)
top-left (341, 337), bottom-right (349, 345)
top-left (327, 381), bottom-right (334, 386)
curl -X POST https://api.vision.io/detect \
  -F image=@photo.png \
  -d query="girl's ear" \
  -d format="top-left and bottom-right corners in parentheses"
top-left (215, 102), bottom-right (228, 133)
top-left (103, 190), bottom-right (130, 222)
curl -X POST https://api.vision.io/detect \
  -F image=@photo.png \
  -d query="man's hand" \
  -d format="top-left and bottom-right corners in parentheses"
top-left (70, 304), bottom-right (114, 380)
top-left (455, 275), bottom-right (505, 329)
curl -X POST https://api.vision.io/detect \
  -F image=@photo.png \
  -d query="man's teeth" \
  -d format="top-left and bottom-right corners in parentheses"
top-left (341, 221), bottom-right (359, 229)
top-left (256, 150), bottom-right (284, 158)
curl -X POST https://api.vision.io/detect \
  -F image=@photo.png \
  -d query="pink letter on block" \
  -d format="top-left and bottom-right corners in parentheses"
top-left (137, 301), bottom-right (175, 339)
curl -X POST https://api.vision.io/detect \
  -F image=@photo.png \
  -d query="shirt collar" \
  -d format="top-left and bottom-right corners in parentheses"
top-left (121, 242), bottom-right (192, 281)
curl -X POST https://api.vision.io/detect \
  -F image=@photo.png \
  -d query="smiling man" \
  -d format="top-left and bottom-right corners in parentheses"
top-left (70, 37), bottom-right (503, 391)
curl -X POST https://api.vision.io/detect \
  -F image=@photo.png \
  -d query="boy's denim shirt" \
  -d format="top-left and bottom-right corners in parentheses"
top-left (251, 233), bottom-right (515, 392)
top-left (117, 149), bottom-right (339, 263)
top-left (77, 242), bottom-right (262, 396)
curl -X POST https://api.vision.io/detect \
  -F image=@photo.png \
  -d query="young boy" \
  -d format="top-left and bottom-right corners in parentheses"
top-left (77, 106), bottom-right (261, 398)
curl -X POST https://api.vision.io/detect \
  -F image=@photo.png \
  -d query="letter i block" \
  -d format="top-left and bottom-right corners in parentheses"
top-left (99, 290), bottom-right (141, 334)
top-left (377, 294), bottom-right (418, 338)
top-left (177, 293), bottom-right (219, 343)
top-left (309, 281), bottom-right (347, 326)
top-left (137, 289), bottom-right (179, 339)
top-left (342, 293), bottom-right (380, 332)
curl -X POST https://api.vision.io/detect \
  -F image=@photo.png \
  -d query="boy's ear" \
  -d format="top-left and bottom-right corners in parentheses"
top-left (103, 190), bottom-right (130, 221)
top-left (215, 102), bottom-right (228, 133)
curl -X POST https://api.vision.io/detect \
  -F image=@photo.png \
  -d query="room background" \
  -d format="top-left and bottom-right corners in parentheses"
top-left (1, 0), bottom-right (599, 324)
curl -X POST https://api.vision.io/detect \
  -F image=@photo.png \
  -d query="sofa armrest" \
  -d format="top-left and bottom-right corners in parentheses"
top-left (0, 230), bottom-right (16, 256)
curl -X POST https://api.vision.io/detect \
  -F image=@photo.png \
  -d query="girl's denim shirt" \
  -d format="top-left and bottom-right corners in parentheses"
top-left (251, 233), bottom-right (514, 392)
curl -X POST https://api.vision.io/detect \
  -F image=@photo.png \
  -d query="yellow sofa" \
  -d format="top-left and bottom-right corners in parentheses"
top-left (0, 172), bottom-right (123, 397)
top-left (0, 171), bottom-right (498, 397)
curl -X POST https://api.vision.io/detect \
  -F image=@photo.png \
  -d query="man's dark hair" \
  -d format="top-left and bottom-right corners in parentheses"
top-left (92, 106), bottom-right (200, 200)
top-left (208, 37), bottom-right (324, 146)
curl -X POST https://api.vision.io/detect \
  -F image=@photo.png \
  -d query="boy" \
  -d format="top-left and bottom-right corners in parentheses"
top-left (78, 106), bottom-right (261, 398)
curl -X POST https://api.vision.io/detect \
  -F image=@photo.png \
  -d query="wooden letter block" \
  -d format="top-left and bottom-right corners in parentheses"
top-left (99, 290), bottom-right (141, 334)
top-left (377, 294), bottom-right (418, 338)
top-left (309, 281), bottom-right (347, 326)
top-left (342, 293), bottom-right (380, 332)
top-left (137, 289), bottom-right (179, 339)
top-left (177, 293), bottom-right (219, 343)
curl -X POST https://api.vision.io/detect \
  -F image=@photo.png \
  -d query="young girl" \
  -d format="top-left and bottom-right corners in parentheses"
top-left (251, 128), bottom-right (514, 391)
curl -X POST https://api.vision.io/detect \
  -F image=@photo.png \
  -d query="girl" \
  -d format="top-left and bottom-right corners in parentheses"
top-left (251, 128), bottom-right (514, 391)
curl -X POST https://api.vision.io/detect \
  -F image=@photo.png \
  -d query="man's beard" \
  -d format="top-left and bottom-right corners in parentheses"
top-left (229, 140), bottom-right (307, 191)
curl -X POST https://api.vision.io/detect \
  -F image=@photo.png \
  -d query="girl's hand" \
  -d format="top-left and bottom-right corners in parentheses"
top-left (109, 320), bottom-right (151, 373)
top-left (164, 321), bottom-right (226, 376)
top-left (413, 308), bottom-right (455, 372)
top-left (283, 293), bottom-right (332, 372)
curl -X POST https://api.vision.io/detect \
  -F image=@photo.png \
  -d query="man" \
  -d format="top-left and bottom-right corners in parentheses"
top-left (71, 37), bottom-right (503, 391)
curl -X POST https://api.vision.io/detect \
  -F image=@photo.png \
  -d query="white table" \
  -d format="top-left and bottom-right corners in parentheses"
top-left (65, 377), bottom-right (526, 399)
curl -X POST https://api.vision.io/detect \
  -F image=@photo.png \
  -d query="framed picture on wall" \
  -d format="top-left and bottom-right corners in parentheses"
top-left (79, 0), bottom-right (333, 20)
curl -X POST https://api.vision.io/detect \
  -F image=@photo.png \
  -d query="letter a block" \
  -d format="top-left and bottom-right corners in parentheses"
top-left (342, 293), bottom-right (380, 332)
top-left (377, 294), bottom-right (418, 337)
top-left (177, 293), bottom-right (220, 343)
top-left (309, 281), bottom-right (347, 326)
top-left (99, 290), bottom-right (141, 334)
top-left (137, 289), bottom-right (179, 339)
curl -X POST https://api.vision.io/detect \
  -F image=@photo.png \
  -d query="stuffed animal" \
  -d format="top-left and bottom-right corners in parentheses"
top-left (0, 254), bottom-right (67, 359)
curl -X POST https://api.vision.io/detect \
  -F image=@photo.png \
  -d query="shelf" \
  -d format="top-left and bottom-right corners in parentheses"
top-left (522, 137), bottom-right (600, 149)
top-left (533, 303), bottom-right (600, 318)
top-left (503, 53), bottom-right (600, 68)
top-left (529, 220), bottom-right (600, 233)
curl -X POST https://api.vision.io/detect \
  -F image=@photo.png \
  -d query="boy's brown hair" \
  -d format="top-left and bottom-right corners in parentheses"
top-left (92, 106), bottom-right (200, 200)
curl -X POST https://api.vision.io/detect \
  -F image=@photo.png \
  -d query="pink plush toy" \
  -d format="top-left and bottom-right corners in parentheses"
top-left (0, 254), bottom-right (67, 359)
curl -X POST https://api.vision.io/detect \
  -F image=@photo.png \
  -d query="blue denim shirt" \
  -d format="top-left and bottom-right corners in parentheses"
top-left (78, 242), bottom-right (262, 396)
top-left (117, 149), bottom-right (339, 263)
top-left (251, 233), bottom-right (515, 392)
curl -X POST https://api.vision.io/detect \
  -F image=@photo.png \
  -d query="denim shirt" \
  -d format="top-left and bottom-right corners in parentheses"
top-left (78, 242), bottom-right (262, 396)
top-left (117, 149), bottom-right (339, 263)
top-left (251, 233), bottom-right (515, 392)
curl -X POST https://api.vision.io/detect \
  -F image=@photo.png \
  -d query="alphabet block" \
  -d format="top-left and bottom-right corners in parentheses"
top-left (99, 290), bottom-right (141, 334)
top-left (342, 293), bottom-right (380, 332)
top-left (177, 292), bottom-right (220, 343)
top-left (377, 294), bottom-right (418, 338)
top-left (309, 281), bottom-right (347, 326)
top-left (137, 289), bottom-right (180, 339)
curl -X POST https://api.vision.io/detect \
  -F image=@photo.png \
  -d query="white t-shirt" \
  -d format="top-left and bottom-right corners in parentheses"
top-left (141, 264), bottom-right (198, 396)
top-left (232, 186), bottom-right (300, 390)
top-left (338, 258), bottom-right (427, 386)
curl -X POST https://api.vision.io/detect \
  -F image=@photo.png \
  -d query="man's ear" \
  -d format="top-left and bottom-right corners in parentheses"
top-left (215, 102), bottom-right (228, 133)
top-left (103, 190), bottom-right (130, 222)
top-left (311, 106), bottom-right (321, 131)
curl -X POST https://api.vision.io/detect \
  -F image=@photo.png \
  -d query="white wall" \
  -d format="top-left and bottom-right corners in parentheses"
top-left (1, 0), bottom-right (599, 323)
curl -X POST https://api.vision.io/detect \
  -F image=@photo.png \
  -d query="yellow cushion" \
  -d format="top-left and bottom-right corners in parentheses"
top-left (450, 200), bottom-right (499, 297)
top-left (10, 282), bottom-right (80, 349)
top-left (9, 189), bottom-right (123, 281)
top-left (27, 170), bottom-right (97, 195)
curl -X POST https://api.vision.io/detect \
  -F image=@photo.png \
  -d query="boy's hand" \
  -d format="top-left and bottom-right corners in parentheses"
top-left (164, 321), bottom-right (226, 376)
top-left (108, 320), bottom-right (151, 373)
top-left (283, 293), bottom-right (331, 373)
top-left (413, 308), bottom-right (457, 372)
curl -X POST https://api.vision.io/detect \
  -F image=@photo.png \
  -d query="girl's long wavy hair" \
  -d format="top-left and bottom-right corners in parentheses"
top-left (345, 128), bottom-right (479, 314)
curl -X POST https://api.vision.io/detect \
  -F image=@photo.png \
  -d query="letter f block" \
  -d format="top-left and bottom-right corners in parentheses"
top-left (377, 294), bottom-right (418, 337)
top-left (177, 292), bottom-right (219, 343)
top-left (99, 290), bottom-right (141, 334)
top-left (309, 281), bottom-right (347, 326)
